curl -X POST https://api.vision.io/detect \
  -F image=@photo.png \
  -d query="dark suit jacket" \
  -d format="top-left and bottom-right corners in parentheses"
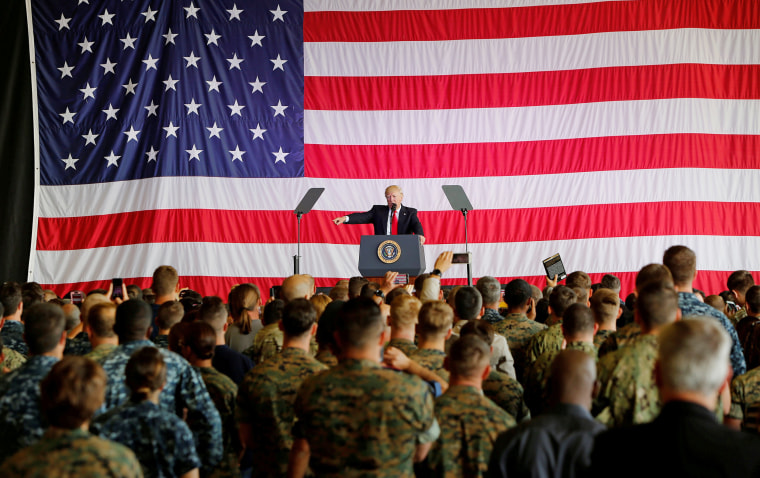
top-left (589, 401), bottom-right (760, 478)
top-left (346, 205), bottom-right (424, 236)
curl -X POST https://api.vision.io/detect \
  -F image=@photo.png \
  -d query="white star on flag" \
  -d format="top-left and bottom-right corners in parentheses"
top-left (99, 9), bottom-right (115, 26)
top-left (102, 104), bottom-right (119, 121)
top-left (250, 123), bottom-right (266, 140)
top-left (79, 83), bottom-right (96, 101)
top-left (82, 129), bottom-right (98, 146)
top-left (228, 100), bottom-right (245, 117)
top-left (163, 75), bottom-right (178, 91)
top-left (105, 150), bottom-right (121, 167)
top-left (120, 33), bottom-right (137, 50)
top-left (124, 126), bottom-right (140, 142)
top-left (227, 4), bottom-right (243, 21)
top-left (230, 145), bottom-right (245, 161)
top-left (271, 54), bottom-right (287, 71)
top-left (146, 146), bottom-right (159, 162)
top-left (143, 54), bottom-right (159, 71)
top-left (59, 107), bottom-right (76, 124)
top-left (272, 147), bottom-right (289, 163)
top-left (163, 29), bottom-right (177, 45)
top-left (78, 37), bottom-right (94, 54)
top-left (122, 78), bottom-right (138, 95)
top-left (185, 98), bottom-right (202, 115)
top-left (207, 122), bottom-right (224, 139)
top-left (206, 76), bottom-right (222, 93)
top-left (248, 30), bottom-right (265, 47)
top-left (249, 77), bottom-right (266, 94)
top-left (58, 61), bottom-right (75, 78)
top-left (61, 154), bottom-right (79, 170)
top-left (270, 5), bottom-right (287, 21)
top-left (141, 6), bottom-right (158, 23)
top-left (185, 2), bottom-right (200, 19)
top-left (145, 101), bottom-right (159, 117)
top-left (205, 29), bottom-right (221, 46)
top-left (55, 14), bottom-right (71, 31)
top-left (271, 100), bottom-right (288, 117)
top-left (163, 122), bottom-right (179, 138)
top-left (100, 58), bottom-right (117, 75)
top-left (186, 145), bottom-right (203, 161)
top-left (184, 51), bottom-right (201, 68)
top-left (227, 53), bottom-right (244, 70)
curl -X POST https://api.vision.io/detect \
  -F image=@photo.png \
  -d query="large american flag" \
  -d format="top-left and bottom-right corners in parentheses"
top-left (29, 0), bottom-right (760, 297)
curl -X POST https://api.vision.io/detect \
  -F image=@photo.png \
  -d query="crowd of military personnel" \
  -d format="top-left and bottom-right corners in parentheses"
top-left (1, 244), bottom-right (760, 477)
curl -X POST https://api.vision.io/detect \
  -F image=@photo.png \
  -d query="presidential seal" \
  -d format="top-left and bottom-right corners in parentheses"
top-left (377, 240), bottom-right (401, 264)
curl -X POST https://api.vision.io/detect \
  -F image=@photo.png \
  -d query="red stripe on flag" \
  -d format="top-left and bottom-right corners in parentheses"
top-left (305, 65), bottom-right (760, 111)
top-left (304, 1), bottom-right (760, 42)
top-left (36, 202), bottom-right (760, 251)
top-left (305, 134), bottom-right (760, 179)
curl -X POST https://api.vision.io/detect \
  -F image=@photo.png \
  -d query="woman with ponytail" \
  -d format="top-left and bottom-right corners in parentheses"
top-left (225, 283), bottom-right (263, 353)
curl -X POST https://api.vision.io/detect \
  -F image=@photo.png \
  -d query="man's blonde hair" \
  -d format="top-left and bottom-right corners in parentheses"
top-left (390, 295), bottom-right (421, 328)
top-left (417, 301), bottom-right (454, 338)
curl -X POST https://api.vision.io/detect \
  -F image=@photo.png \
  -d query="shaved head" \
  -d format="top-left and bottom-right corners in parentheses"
top-left (281, 274), bottom-right (315, 302)
top-left (548, 349), bottom-right (597, 409)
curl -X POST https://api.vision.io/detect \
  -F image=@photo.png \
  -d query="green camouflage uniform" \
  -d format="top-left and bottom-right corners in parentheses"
top-left (730, 367), bottom-right (760, 431)
top-left (0, 347), bottom-right (25, 372)
top-left (732, 308), bottom-right (747, 327)
top-left (410, 348), bottom-right (450, 381)
top-left (244, 323), bottom-right (283, 364)
top-left (526, 324), bottom-right (563, 371)
top-left (197, 366), bottom-right (241, 478)
top-left (482, 370), bottom-right (531, 423)
top-left (237, 347), bottom-right (327, 478)
top-left (492, 313), bottom-right (547, 383)
top-left (428, 385), bottom-right (516, 478)
top-left (387, 338), bottom-right (417, 357)
top-left (593, 329), bottom-right (614, 351)
top-left (0, 428), bottom-right (143, 478)
top-left (84, 343), bottom-right (118, 364)
top-left (315, 348), bottom-right (338, 368)
top-left (598, 322), bottom-right (642, 357)
top-left (525, 341), bottom-right (597, 416)
top-left (595, 334), bottom-right (659, 427)
top-left (293, 358), bottom-right (435, 477)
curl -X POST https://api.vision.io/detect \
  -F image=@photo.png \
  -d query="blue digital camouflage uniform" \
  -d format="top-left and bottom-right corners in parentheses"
top-left (594, 334), bottom-right (659, 427)
top-left (678, 292), bottom-right (746, 377)
top-left (152, 335), bottom-right (170, 349)
top-left (237, 347), bottom-right (327, 477)
top-left (0, 355), bottom-right (58, 463)
top-left (84, 343), bottom-right (118, 364)
top-left (196, 366), bottom-right (241, 478)
top-left (244, 323), bottom-right (283, 364)
top-left (482, 307), bottom-right (504, 325)
top-left (410, 348), bottom-right (450, 381)
top-left (0, 347), bottom-right (26, 372)
top-left (0, 428), bottom-right (144, 478)
top-left (98, 340), bottom-right (223, 471)
top-left (0, 321), bottom-right (27, 356)
top-left (428, 385), bottom-right (516, 478)
top-left (482, 369), bottom-right (531, 423)
top-left (387, 338), bottom-right (417, 357)
top-left (93, 400), bottom-right (201, 478)
top-left (491, 312), bottom-right (547, 383)
top-left (525, 341), bottom-right (597, 416)
top-left (293, 358), bottom-right (435, 477)
top-left (63, 331), bottom-right (92, 356)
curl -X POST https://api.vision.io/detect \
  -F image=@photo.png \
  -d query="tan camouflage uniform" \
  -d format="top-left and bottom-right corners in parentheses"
top-left (730, 367), bottom-right (760, 431)
top-left (84, 343), bottom-right (118, 364)
top-left (410, 348), bottom-right (450, 381)
top-left (244, 322), bottom-right (283, 364)
top-left (387, 338), bottom-right (417, 357)
top-left (598, 322), bottom-right (642, 358)
top-left (482, 370), bottom-right (531, 423)
top-left (314, 348), bottom-right (338, 368)
top-left (526, 324), bottom-right (563, 371)
top-left (0, 347), bottom-right (25, 372)
top-left (492, 313), bottom-right (547, 383)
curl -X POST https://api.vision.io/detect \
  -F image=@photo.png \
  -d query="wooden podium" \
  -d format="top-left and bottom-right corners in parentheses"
top-left (358, 235), bottom-right (426, 277)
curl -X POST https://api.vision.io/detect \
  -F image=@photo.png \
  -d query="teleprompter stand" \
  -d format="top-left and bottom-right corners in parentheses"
top-left (293, 188), bottom-right (325, 275)
top-left (442, 185), bottom-right (474, 286)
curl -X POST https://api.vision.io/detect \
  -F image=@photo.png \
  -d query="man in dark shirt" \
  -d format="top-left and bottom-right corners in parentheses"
top-left (199, 296), bottom-right (254, 384)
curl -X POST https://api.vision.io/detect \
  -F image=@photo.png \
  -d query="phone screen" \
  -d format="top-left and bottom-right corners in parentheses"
top-left (542, 254), bottom-right (567, 281)
top-left (111, 278), bottom-right (124, 300)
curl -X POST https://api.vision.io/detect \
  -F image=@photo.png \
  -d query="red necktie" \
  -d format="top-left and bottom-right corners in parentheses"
top-left (392, 210), bottom-right (398, 235)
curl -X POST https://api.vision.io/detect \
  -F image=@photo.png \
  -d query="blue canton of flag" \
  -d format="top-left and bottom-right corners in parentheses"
top-left (32, 0), bottom-right (304, 185)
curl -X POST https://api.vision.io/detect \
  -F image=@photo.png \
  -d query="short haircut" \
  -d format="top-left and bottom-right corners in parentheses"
top-left (336, 298), bottom-right (384, 349)
top-left (228, 283), bottom-right (260, 334)
top-left (727, 270), bottom-right (755, 295)
top-left (635, 263), bottom-right (673, 290)
top-left (316, 301), bottom-right (343, 348)
top-left (24, 302), bottom-right (66, 355)
top-left (530, 285), bottom-right (543, 304)
top-left (636, 280), bottom-right (679, 330)
top-left (561, 304), bottom-right (596, 339)
top-left (63, 304), bottom-right (81, 331)
top-left (41, 356), bottom-right (106, 429)
top-left (126, 285), bottom-right (143, 301)
top-left (476, 276), bottom-right (502, 305)
top-left (125, 347), bottom-right (167, 402)
top-left (745, 286), bottom-right (760, 314)
top-left (589, 288), bottom-right (619, 326)
top-left (152, 265), bottom-right (179, 297)
top-left (282, 274), bottom-right (315, 302)
top-left (658, 318), bottom-right (730, 396)
top-left (600, 274), bottom-right (622, 293)
top-left (80, 293), bottom-right (110, 330)
top-left (447, 335), bottom-right (490, 379)
top-left (359, 282), bottom-right (382, 301)
top-left (114, 300), bottom-right (153, 342)
top-left (572, 286), bottom-right (589, 305)
top-left (459, 319), bottom-right (495, 346)
top-left (385, 287), bottom-right (410, 307)
top-left (662, 245), bottom-right (697, 286)
top-left (566, 271), bottom-right (591, 291)
top-left (22, 282), bottom-right (45, 309)
top-left (417, 301), bottom-right (454, 338)
top-left (704, 295), bottom-right (725, 312)
top-left (184, 321), bottom-right (217, 361)
top-left (198, 296), bottom-right (228, 333)
top-left (454, 286), bottom-right (482, 320)
top-left (262, 299), bottom-right (285, 326)
top-left (503, 279), bottom-right (532, 309)
top-left (156, 301), bottom-right (185, 331)
top-left (348, 276), bottom-right (369, 299)
top-left (0, 281), bottom-right (22, 317)
top-left (328, 285), bottom-right (349, 302)
top-left (87, 302), bottom-right (117, 338)
top-left (549, 286), bottom-right (577, 319)
top-left (283, 298), bottom-right (318, 337)
top-left (310, 294), bottom-right (332, 320)
top-left (390, 294), bottom-right (421, 329)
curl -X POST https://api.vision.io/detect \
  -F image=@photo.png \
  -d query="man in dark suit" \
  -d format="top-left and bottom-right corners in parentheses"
top-left (589, 318), bottom-right (760, 478)
top-left (332, 185), bottom-right (425, 244)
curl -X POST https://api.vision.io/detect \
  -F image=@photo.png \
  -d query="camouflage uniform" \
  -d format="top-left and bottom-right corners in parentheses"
top-left (732, 307), bottom-right (748, 327)
top-left (237, 347), bottom-right (327, 477)
top-left (293, 358), bottom-right (435, 477)
top-left (428, 385), bottom-right (516, 478)
top-left (98, 340), bottom-right (223, 471)
top-left (315, 348), bottom-right (338, 368)
top-left (387, 337), bottom-right (417, 357)
top-left (0, 347), bottom-right (26, 372)
top-left (85, 343), bottom-right (118, 364)
top-left (597, 322), bottom-right (641, 357)
top-left (0, 428), bottom-right (143, 478)
top-left (482, 370), bottom-right (531, 423)
top-left (64, 331), bottom-right (92, 356)
top-left (526, 323), bottom-right (563, 370)
top-left (0, 321), bottom-right (27, 356)
top-left (152, 335), bottom-right (170, 349)
top-left (679, 292), bottom-right (746, 377)
top-left (729, 367), bottom-right (760, 430)
top-left (92, 400), bottom-right (201, 478)
top-left (196, 366), bottom-right (241, 478)
top-left (736, 315), bottom-right (760, 370)
top-left (492, 312), bottom-right (547, 383)
top-left (244, 323), bottom-right (283, 364)
top-left (410, 348), bottom-right (450, 381)
top-left (593, 329), bottom-right (614, 351)
top-left (595, 334), bottom-right (659, 427)
top-left (525, 341), bottom-right (597, 416)
top-left (0, 355), bottom-right (58, 462)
